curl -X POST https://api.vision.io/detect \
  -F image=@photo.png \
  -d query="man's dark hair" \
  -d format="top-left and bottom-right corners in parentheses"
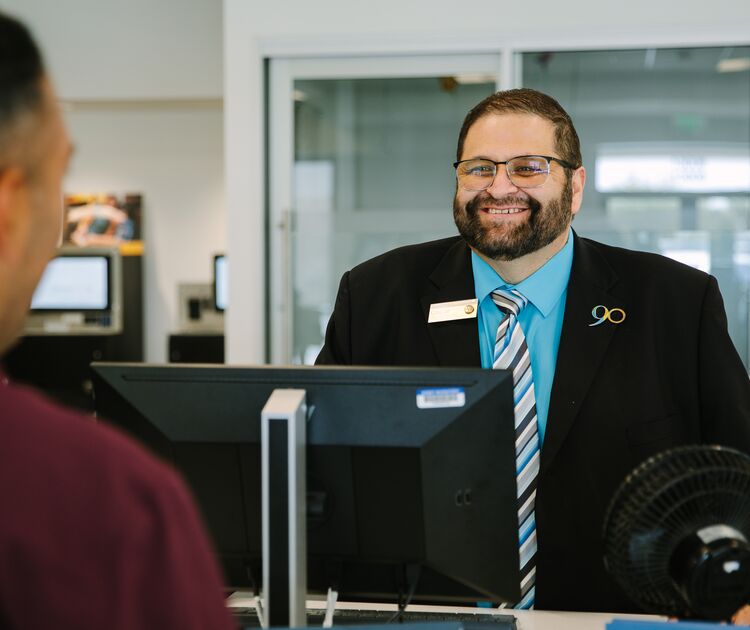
top-left (0, 12), bottom-right (45, 164)
top-left (456, 88), bottom-right (582, 169)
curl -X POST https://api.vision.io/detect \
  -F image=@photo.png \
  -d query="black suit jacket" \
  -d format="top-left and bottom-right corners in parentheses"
top-left (316, 232), bottom-right (750, 613)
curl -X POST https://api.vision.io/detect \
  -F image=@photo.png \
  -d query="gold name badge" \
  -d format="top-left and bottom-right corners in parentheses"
top-left (428, 299), bottom-right (479, 324)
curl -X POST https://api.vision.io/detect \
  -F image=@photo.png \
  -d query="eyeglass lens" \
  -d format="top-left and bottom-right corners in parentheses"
top-left (456, 157), bottom-right (551, 190)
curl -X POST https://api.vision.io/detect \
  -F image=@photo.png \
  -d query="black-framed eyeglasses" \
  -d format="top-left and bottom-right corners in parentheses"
top-left (453, 155), bottom-right (578, 191)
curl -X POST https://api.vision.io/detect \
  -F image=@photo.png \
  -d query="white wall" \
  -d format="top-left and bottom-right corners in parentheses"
top-left (244, 0), bottom-right (750, 37)
top-left (0, 0), bottom-right (222, 100)
top-left (226, 0), bottom-right (750, 364)
top-left (251, 0), bottom-right (750, 38)
top-left (0, 0), bottom-right (225, 362)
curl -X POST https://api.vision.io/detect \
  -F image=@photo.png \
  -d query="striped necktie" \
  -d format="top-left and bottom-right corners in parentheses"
top-left (491, 288), bottom-right (539, 610)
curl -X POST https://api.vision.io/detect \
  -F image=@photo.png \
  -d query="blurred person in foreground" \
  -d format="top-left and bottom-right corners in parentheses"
top-left (0, 12), bottom-right (236, 630)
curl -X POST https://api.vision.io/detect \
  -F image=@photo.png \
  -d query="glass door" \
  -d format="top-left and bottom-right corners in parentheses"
top-left (269, 55), bottom-right (503, 364)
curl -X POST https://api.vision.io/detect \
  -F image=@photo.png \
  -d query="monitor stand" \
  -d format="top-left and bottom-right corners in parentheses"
top-left (261, 388), bottom-right (308, 628)
top-left (258, 388), bottom-right (442, 628)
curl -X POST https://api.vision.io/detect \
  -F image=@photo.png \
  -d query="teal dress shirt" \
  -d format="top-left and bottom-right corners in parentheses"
top-left (472, 229), bottom-right (574, 443)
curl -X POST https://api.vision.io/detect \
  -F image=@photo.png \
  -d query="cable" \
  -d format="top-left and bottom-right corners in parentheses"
top-left (387, 564), bottom-right (421, 623)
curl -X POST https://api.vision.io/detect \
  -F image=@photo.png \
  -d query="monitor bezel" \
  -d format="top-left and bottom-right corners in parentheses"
top-left (24, 245), bottom-right (123, 335)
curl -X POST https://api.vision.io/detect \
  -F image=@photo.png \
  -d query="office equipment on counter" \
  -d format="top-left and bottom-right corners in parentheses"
top-left (26, 245), bottom-right (122, 335)
top-left (168, 333), bottom-right (224, 363)
top-left (92, 363), bottom-right (519, 625)
top-left (604, 445), bottom-right (750, 622)
top-left (4, 246), bottom-right (142, 412)
top-left (226, 597), bottom-right (664, 630)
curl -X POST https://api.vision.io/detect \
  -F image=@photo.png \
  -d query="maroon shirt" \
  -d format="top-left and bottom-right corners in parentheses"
top-left (0, 374), bottom-right (237, 629)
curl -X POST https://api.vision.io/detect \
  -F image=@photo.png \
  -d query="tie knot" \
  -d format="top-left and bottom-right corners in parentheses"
top-left (491, 288), bottom-right (528, 316)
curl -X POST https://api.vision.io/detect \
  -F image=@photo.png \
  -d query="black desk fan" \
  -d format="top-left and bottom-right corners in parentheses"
top-left (603, 445), bottom-right (750, 621)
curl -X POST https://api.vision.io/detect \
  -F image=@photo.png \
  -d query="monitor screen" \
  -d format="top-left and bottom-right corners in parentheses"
top-left (214, 254), bottom-right (227, 312)
top-left (31, 255), bottom-right (109, 310)
top-left (24, 246), bottom-right (122, 335)
top-left (91, 363), bottom-right (519, 605)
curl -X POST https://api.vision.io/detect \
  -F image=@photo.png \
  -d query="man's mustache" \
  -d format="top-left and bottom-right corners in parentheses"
top-left (465, 193), bottom-right (541, 216)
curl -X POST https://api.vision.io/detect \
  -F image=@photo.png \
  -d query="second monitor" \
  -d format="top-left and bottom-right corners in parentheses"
top-left (91, 363), bottom-right (519, 605)
top-left (27, 245), bottom-right (123, 335)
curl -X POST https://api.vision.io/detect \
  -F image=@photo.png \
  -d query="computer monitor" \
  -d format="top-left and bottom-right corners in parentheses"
top-left (91, 363), bottom-right (519, 604)
top-left (213, 254), bottom-right (227, 312)
top-left (26, 246), bottom-right (123, 334)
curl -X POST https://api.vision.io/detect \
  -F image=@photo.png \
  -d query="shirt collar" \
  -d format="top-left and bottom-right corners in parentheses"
top-left (471, 227), bottom-right (574, 318)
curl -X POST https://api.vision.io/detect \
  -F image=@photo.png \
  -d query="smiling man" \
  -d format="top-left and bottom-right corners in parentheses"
top-left (452, 111), bottom-right (582, 282)
top-left (317, 88), bottom-right (750, 613)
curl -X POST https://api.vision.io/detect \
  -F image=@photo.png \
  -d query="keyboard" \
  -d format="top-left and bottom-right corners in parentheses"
top-left (232, 607), bottom-right (517, 628)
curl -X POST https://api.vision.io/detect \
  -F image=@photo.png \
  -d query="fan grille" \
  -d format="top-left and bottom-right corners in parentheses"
top-left (603, 445), bottom-right (750, 615)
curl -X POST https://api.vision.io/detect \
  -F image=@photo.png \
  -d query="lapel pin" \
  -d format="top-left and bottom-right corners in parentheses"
top-left (589, 305), bottom-right (626, 327)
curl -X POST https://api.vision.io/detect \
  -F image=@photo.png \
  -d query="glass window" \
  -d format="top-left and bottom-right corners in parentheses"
top-left (289, 76), bottom-right (496, 363)
top-left (523, 47), bottom-right (750, 369)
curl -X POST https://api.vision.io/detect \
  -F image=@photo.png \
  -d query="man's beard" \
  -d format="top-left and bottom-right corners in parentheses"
top-left (452, 180), bottom-right (573, 261)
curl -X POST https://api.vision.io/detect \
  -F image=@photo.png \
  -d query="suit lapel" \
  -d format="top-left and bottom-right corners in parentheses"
top-left (417, 233), bottom-right (626, 466)
top-left (541, 234), bottom-right (627, 474)
top-left (420, 240), bottom-right (481, 367)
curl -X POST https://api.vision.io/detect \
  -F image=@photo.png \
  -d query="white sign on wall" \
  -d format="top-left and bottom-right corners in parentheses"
top-left (596, 144), bottom-right (750, 193)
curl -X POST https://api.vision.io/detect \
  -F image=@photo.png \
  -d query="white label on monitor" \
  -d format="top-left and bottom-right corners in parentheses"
top-left (31, 256), bottom-right (108, 310)
top-left (416, 387), bottom-right (466, 409)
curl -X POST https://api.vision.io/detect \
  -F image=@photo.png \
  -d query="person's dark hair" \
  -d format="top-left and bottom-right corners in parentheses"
top-left (0, 12), bottom-right (45, 164)
top-left (456, 88), bottom-right (582, 169)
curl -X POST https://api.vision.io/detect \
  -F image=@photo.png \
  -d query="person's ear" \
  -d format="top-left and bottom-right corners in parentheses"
top-left (0, 166), bottom-right (30, 264)
top-left (570, 166), bottom-right (586, 217)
